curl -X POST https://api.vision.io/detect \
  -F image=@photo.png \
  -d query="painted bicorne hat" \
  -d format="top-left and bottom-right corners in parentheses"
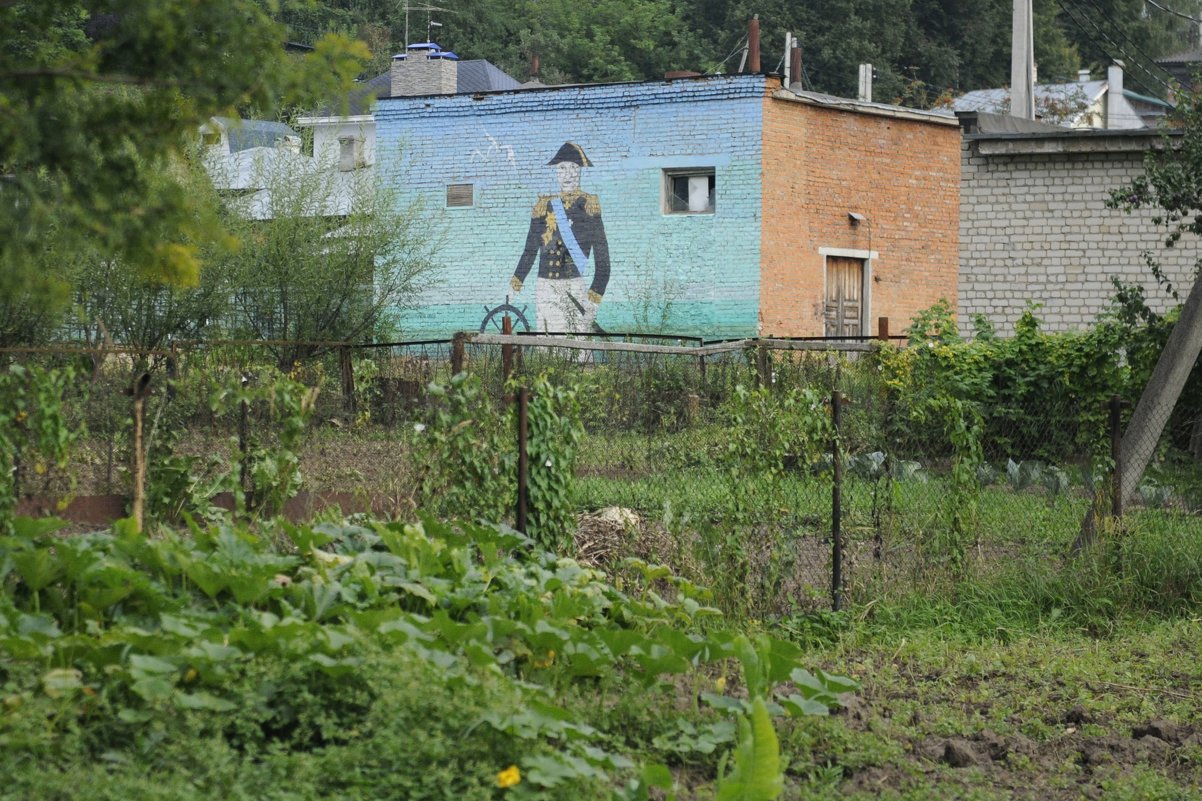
top-left (547, 142), bottom-right (592, 167)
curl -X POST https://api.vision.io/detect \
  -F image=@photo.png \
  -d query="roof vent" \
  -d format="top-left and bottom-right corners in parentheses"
top-left (1078, 68), bottom-right (1091, 83)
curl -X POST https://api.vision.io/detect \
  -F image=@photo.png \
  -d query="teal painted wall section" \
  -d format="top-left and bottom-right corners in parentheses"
top-left (376, 75), bottom-right (765, 338)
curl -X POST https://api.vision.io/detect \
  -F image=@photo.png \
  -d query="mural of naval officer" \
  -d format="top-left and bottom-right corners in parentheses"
top-left (509, 142), bottom-right (610, 332)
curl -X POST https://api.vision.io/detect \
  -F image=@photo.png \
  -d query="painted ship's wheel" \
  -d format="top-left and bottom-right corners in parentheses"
top-left (479, 295), bottom-right (532, 333)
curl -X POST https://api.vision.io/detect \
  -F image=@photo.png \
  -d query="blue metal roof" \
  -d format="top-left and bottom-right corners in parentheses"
top-left (393, 42), bottom-right (459, 60)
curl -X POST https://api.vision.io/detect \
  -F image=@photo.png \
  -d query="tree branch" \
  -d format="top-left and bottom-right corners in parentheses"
top-left (1, 67), bottom-right (199, 89)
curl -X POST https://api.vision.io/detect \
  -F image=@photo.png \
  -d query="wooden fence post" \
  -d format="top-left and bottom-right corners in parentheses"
top-left (755, 341), bottom-right (771, 387)
top-left (451, 332), bottom-right (466, 375)
top-left (502, 315), bottom-right (514, 384)
top-left (339, 344), bottom-right (356, 414)
top-left (166, 341), bottom-right (178, 401)
top-left (128, 373), bottom-right (152, 533)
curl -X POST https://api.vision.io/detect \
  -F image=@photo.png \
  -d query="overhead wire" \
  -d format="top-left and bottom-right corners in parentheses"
top-left (703, 34), bottom-right (750, 76)
top-left (1055, 0), bottom-right (1177, 92)
top-left (1063, 0), bottom-right (1178, 87)
top-left (1076, 0), bottom-right (1177, 76)
top-left (1144, 0), bottom-right (1201, 24)
top-left (801, 57), bottom-right (816, 91)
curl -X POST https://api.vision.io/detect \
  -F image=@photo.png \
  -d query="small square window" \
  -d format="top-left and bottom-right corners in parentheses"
top-left (446, 183), bottom-right (474, 208)
top-left (663, 169), bottom-right (715, 214)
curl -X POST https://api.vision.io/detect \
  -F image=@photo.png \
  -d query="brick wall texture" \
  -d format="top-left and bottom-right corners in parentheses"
top-left (960, 136), bottom-right (1198, 336)
top-left (761, 93), bottom-right (961, 336)
top-left (377, 76), bottom-right (766, 337)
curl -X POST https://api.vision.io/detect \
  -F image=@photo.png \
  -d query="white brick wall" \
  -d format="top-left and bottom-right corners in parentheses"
top-left (959, 133), bottom-right (1197, 335)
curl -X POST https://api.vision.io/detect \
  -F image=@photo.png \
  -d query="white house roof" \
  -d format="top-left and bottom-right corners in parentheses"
top-left (952, 80), bottom-right (1105, 117)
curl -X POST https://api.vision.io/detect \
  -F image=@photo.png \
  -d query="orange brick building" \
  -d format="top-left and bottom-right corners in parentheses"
top-left (759, 79), bottom-right (962, 337)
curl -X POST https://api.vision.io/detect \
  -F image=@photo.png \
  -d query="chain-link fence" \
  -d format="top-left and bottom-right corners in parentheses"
top-left (5, 332), bottom-right (1201, 614)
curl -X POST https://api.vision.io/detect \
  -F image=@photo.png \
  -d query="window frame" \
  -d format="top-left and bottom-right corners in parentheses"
top-left (445, 183), bottom-right (475, 209)
top-left (661, 168), bottom-right (716, 215)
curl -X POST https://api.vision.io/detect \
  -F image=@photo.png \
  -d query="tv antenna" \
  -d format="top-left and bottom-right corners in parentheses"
top-left (402, 2), bottom-right (455, 49)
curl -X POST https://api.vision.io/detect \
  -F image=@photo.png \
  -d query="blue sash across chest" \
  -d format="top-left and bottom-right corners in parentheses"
top-left (550, 197), bottom-right (589, 274)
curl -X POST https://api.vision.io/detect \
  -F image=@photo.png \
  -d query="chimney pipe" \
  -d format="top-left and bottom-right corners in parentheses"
top-left (783, 31), bottom-right (792, 85)
top-left (790, 40), bottom-right (802, 88)
top-left (748, 16), bottom-right (761, 73)
top-left (531, 53), bottom-right (540, 80)
top-left (1107, 60), bottom-right (1125, 128)
top-left (858, 63), bottom-right (873, 102)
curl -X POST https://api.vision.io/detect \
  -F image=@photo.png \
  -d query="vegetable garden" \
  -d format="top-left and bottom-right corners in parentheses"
top-left (3, 302), bottom-right (1202, 800)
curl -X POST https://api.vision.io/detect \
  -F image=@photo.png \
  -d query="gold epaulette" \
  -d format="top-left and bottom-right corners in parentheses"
top-left (583, 193), bottom-right (601, 216)
top-left (532, 196), bottom-right (552, 218)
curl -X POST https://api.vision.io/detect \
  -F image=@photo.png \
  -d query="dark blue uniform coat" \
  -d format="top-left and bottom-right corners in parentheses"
top-left (513, 190), bottom-right (611, 299)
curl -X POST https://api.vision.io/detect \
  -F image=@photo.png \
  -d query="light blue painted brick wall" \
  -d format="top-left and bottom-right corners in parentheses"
top-left (375, 75), bottom-right (765, 338)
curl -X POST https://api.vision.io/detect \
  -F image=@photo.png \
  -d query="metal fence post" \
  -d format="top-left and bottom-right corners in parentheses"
top-left (1110, 394), bottom-right (1124, 518)
top-left (516, 385), bottom-right (529, 534)
top-left (831, 389), bottom-right (843, 611)
top-left (238, 375), bottom-right (250, 508)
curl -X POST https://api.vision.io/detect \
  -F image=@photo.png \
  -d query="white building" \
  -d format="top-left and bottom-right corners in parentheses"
top-left (953, 62), bottom-right (1171, 130)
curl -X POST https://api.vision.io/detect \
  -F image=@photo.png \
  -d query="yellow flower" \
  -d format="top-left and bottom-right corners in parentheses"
top-left (13, 411), bottom-right (27, 424)
top-left (715, 676), bottom-right (727, 693)
top-left (496, 765), bottom-right (521, 789)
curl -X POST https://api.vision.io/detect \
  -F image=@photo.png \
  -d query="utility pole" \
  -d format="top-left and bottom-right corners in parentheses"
top-left (1010, 0), bottom-right (1035, 119)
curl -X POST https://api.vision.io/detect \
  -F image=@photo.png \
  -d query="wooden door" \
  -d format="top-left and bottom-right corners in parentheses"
top-left (824, 257), bottom-right (864, 337)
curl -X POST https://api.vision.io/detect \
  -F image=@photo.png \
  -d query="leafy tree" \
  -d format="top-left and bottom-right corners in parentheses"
top-left (62, 150), bottom-right (233, 353)
top-left (252, 0), bottom-right (1202, 104)
top-left (214, 151), bottom-right (443, 367)
top-left (0, 1), bottom-right (368, 328)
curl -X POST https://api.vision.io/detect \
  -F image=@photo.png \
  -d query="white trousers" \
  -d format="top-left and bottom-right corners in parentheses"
top-left (535, 277), bottom-right (597, 333)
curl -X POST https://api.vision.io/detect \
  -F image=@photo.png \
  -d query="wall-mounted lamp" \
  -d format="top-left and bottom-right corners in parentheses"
top-left (848, 212), bottom-right (867, 226)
